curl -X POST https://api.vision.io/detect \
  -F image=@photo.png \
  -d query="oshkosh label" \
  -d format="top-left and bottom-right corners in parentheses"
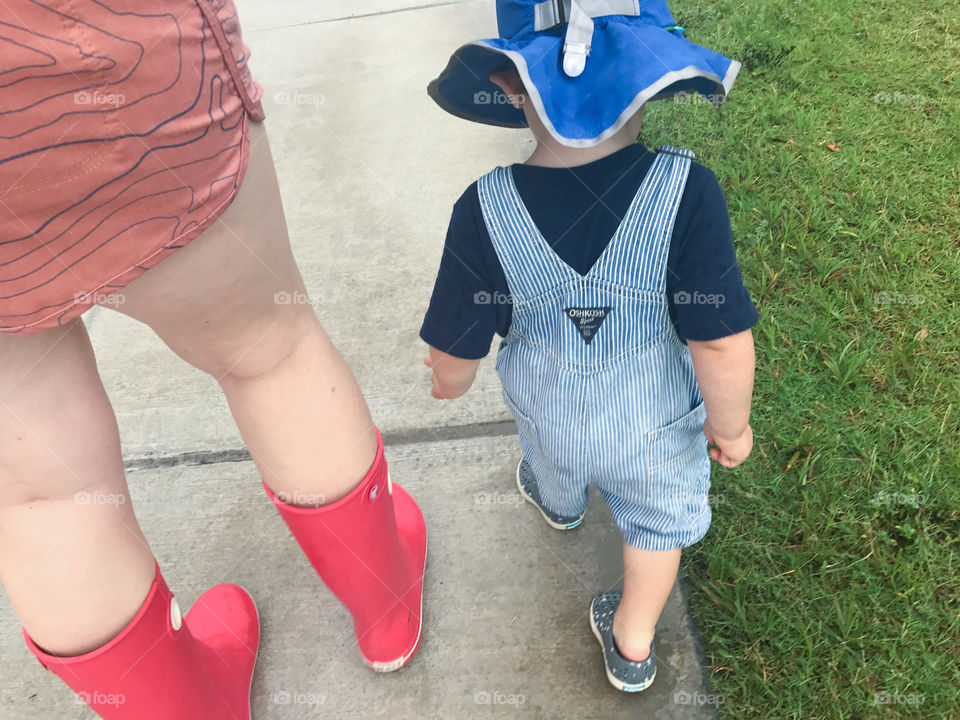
top-left (564, 307), bottom-right (611, 344)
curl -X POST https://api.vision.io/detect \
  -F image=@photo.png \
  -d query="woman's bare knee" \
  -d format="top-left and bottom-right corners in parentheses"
top-left (154, 299), bottom-right (320, 380)
top-left (107, 123), bottom-right (313, 380)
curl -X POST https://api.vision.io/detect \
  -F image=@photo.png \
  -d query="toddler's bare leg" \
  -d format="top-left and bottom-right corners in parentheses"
top-left (0, 321), bottom-right (155, 655)
top-left (113, 122), bottom-right (377, 505)
top-left (613, 544), bottom-right (682, 662)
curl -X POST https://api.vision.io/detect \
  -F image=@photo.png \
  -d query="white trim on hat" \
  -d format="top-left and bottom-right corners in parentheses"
top-left (481, 41), bottom-right (741, 147)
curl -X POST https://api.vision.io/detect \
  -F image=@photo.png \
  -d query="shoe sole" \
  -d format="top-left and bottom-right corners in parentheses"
top-left (515, 459), bottom-right (583, 531)
top-left (190, 585), bottom-right (261, 718)
top-left (589, 597), bottom-right (656, 693)
top-left (364, 526), bottom-right (428, 673)
top-left (237, 587), bottom-right (261, 717)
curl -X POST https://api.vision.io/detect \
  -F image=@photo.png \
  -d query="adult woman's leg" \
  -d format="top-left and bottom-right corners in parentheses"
top-left (112, 122), bottom-right (426, 671)
top-left (114, 123), bottom-right (376, 505)
top-left (0, 320), bottom-right (155, 656)
top-left (1, 321), bottom-right (261, 719)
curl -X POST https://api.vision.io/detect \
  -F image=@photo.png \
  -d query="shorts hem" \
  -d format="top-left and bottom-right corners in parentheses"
top-left (620, 514), bottom-right (712, 551)
top-left (2, 114), bottom-right (254, 337)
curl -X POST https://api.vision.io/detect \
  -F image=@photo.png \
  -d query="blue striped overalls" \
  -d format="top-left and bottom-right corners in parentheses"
top-left (477, 146), bottom-right (712, 551)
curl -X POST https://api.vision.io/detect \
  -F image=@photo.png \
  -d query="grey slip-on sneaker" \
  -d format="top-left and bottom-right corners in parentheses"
top-left (590, 590), bottom-right (657, 692)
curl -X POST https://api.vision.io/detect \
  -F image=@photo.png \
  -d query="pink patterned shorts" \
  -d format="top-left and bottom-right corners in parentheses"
top-left (0, 0), bottom-right (264, 334)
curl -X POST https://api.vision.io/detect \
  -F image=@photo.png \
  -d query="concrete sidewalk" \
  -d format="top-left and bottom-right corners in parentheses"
top-left (0, 1), bottom-right (718, 718)
top-left (2, 438), bottom-right (714, 719)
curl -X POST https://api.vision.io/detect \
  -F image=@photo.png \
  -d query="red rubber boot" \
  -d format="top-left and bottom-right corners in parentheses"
top-left (24, 563), bottom-right (259, 720)
top-left (264, 428), bottom-right (426, 672)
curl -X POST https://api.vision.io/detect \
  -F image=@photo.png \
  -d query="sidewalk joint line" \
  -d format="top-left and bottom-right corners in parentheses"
top-left (123, 420), bottom-right (517, 470)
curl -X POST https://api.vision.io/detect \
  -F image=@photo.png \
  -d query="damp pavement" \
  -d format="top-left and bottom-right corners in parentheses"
top-left (0, 2), bottom-right (718, 718)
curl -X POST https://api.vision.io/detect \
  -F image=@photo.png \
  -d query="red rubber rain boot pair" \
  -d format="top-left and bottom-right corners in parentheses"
top-left (24, 563), bottom-right (259, 719)
top-left (263, 428), bottom-right (427, 672)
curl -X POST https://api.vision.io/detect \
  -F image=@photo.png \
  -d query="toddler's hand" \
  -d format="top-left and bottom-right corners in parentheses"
top-left (702, 420), bottom-right (752, 469)
top-left (424, 354), bottom-right (470, 400)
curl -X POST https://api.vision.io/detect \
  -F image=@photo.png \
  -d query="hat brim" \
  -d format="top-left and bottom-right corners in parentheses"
top-left (428, 22), bottom-right (741, 148)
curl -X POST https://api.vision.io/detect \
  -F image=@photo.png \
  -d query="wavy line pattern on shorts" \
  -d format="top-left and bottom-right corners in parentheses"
top-left (0, 0), bottom-right (264, 334)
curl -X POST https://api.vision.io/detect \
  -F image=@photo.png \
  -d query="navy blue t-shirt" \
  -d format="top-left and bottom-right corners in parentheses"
top-left (421, 144), bottom-right (758, 359)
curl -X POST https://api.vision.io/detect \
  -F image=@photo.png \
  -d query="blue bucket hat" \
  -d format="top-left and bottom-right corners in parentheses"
top-left (428, 0), bottom-right (741, 147)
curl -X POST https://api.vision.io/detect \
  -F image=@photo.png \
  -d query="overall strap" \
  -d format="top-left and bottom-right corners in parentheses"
top-left (477, 166), bottom-right (578, 303)
top-left (589, 145), bottom-right (695, 294)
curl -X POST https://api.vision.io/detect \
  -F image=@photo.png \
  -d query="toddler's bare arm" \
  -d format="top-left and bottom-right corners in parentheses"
top-left (424, 346), bottom-right (481, 400)
top-left (687, 329), bottom-right (755, 468)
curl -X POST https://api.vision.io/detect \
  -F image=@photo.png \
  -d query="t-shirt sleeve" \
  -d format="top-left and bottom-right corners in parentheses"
top-left (419, 184), bottom-right (500, 359)
top-left (667, 166), bottom-right (759, 342)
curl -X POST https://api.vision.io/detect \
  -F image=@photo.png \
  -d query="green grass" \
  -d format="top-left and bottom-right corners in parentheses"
top-left (638, 0), bottom-right (960, 717)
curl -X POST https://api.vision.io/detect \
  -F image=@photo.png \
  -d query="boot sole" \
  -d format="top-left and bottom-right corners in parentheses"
top-left (187, 584), bottom-right (261, 718)
top-left (364, 490), bottom-right (427, 674)
top-left (366, 534), bottom-right (426, 673)
top-left (237, 587), bottom-right (261, 716)
top-left (516, 459), bottom-right (584, 531)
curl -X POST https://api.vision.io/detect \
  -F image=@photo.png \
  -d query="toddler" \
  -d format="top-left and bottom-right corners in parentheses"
top-left (422, 0), bottom-right (755, 692)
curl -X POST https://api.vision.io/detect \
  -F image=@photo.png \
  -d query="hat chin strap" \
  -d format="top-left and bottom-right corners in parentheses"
top-left (534, 0), bottom-right (642, 77)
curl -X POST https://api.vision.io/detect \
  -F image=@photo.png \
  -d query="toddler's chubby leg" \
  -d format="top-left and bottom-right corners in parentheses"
top-left (613, 544), bottom-right (682, 662)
